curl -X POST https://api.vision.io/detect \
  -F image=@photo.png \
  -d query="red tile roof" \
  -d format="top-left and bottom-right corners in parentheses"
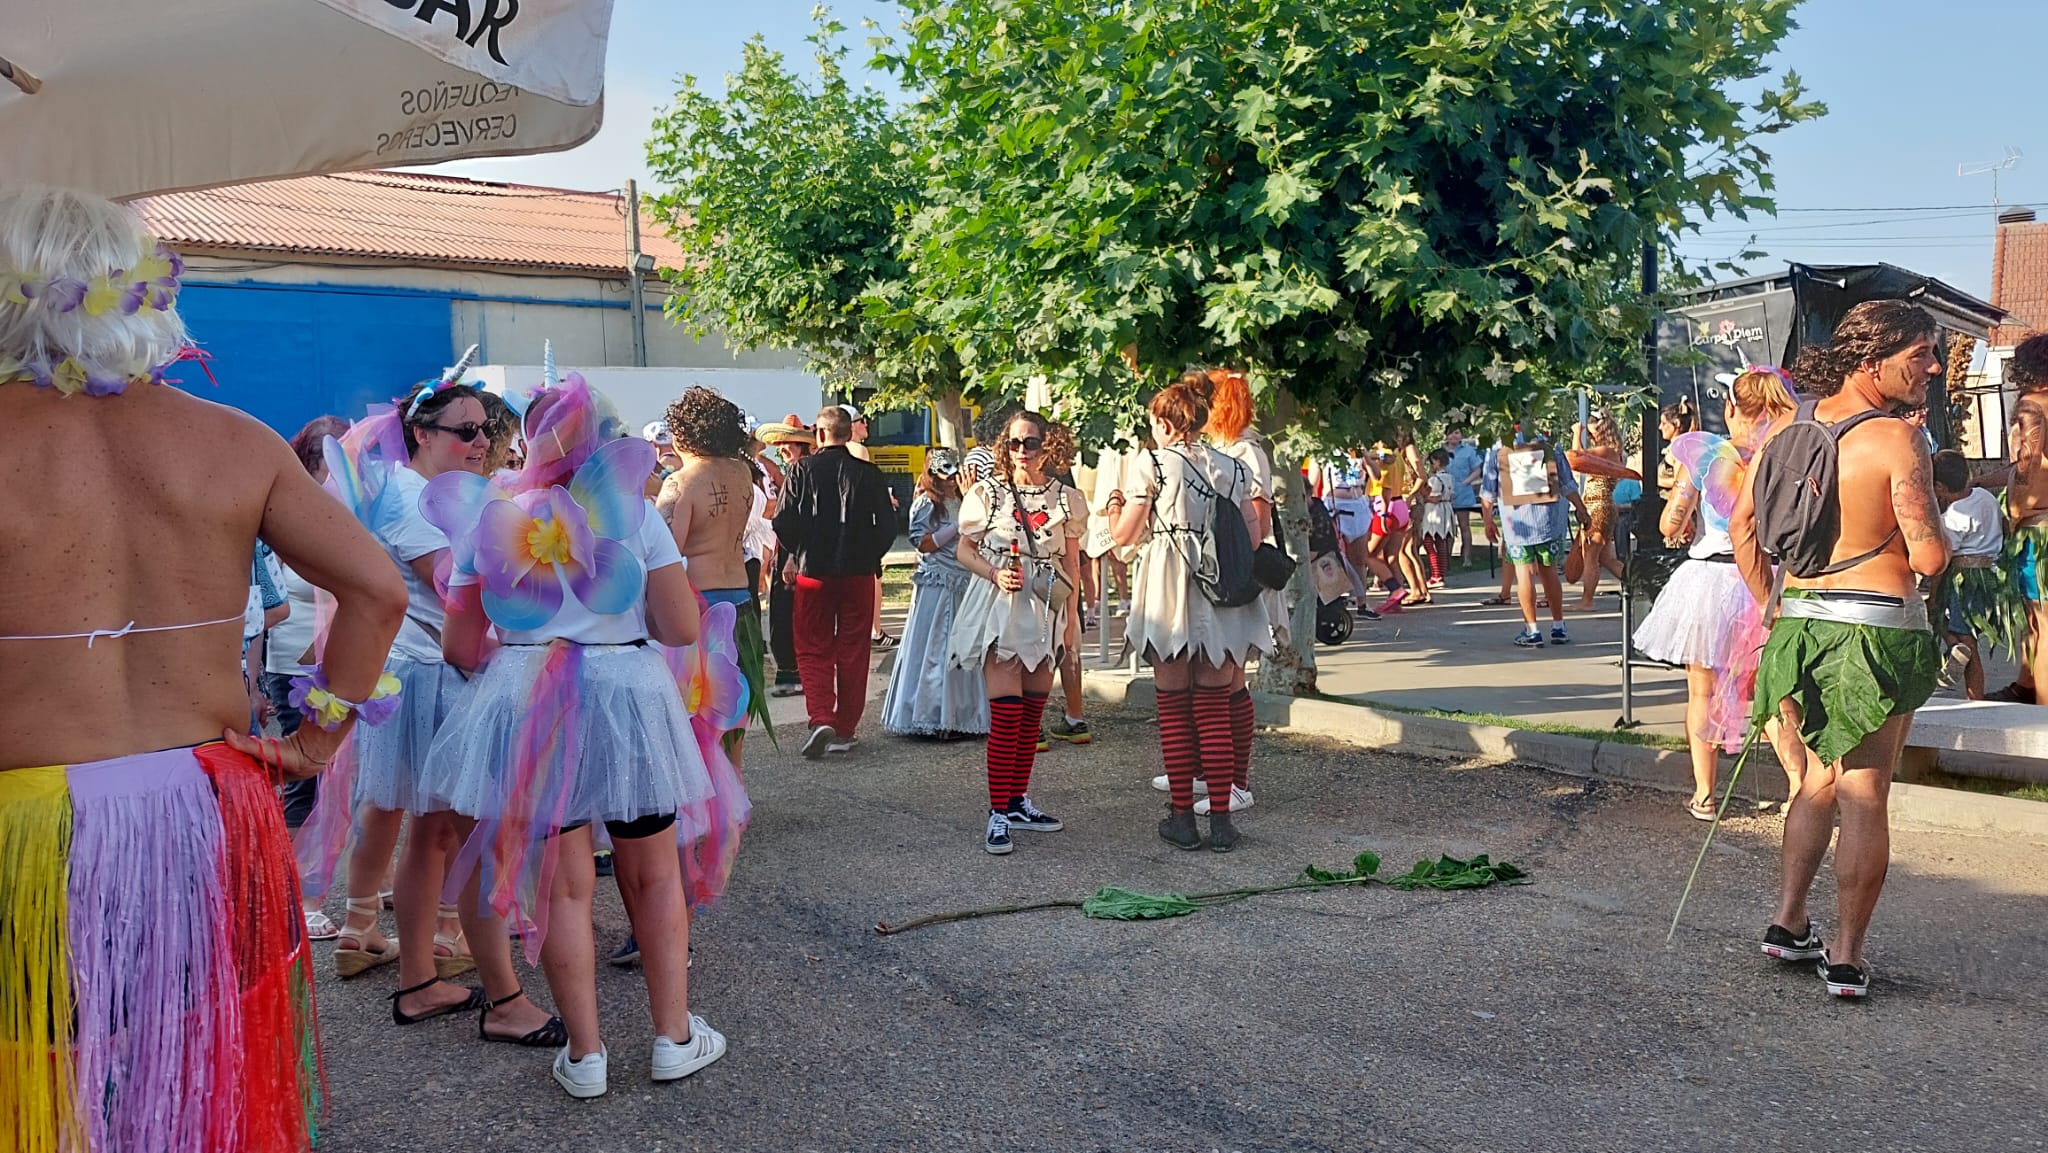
top-left (1992, 213), bottom-right (2048, 346)
top-left (130, 171), bottom-right (685, 276)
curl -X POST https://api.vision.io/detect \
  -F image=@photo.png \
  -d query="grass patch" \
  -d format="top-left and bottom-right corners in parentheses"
top-left (1345, 698), bottom-right (1689, 751)
top-left (882, 564), bottom-right (916, 608)
top-left (1911, 768), bottom-right (2048, 805)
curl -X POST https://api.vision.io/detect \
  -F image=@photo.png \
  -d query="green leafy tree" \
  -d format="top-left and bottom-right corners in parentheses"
top-left (644, 14), bottom-right (958, 414)
top-left (872, 0), bottom-right (1819, 692)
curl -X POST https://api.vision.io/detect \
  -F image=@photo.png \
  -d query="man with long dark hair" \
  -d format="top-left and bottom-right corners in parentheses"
top-left (1731, 299), bottom-right (1950, 999)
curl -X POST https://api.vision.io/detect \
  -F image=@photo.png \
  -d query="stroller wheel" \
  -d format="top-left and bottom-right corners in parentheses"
top-left (1316, 604), bottom-right (1354, 645)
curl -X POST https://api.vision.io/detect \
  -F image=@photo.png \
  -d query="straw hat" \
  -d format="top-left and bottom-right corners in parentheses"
top-left (757, 419), bottom-right (815, 446)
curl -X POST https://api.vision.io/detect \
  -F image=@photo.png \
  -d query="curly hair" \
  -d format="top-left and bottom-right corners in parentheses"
top-left (1791, 300), bottom-right (1938, 397)
top-left (1042, 421), bottom-right (1078, 474)
top-left (1581, 413), bottom-right (1621, 449)
top-left (289, 415), bottom-right (349, 477)
top-left (397, 381), bottom-right (483, 456)
top-left (2008, 332), bottom-right (2048, 391)
top-left (992, 410), bottom-right (1051, 480)
top-left (665, 386), bottom-right (748, 459)
top-left (478, 391), bottom-right (519, 473)
top-left (1201, 367), bottom-right (1254, 442)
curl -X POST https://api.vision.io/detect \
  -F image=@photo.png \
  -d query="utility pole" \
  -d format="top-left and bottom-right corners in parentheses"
top-left (624, 178), bottom-right (649, 368)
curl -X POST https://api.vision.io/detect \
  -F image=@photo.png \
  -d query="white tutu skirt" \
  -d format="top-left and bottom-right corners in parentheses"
top-left (882, 570), bottom-right (990, 735)
top-left (420, 642), bottom-right (712, 826)
top-left (352, 656), bottom-right (469, 814)
top-left (1632, 558), bottom-right (1757, 670)
top-left (1125, 536), bottom-right (1271, 666)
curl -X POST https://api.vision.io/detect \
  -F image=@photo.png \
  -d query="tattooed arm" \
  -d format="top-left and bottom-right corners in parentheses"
top-left (1893, 434), bottom-right (1951, 579)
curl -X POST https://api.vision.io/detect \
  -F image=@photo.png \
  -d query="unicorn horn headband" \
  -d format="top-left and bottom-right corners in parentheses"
top-left (406, 343), bottom-right (481, 419)
top-left (543, 340), bottom-right (558, 390)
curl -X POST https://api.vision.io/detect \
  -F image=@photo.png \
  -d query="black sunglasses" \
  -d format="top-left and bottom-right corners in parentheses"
top-left (1007, 436), bottom-right (1044, 452)
top-left (420, 421), bottom-right (489, 444)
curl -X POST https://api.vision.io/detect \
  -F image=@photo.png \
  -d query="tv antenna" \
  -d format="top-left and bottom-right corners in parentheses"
top-left (1960, 148), bottom-right (2023, 205)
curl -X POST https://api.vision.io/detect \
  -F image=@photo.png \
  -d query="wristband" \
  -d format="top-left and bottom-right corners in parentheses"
top-left (289, 666), bottom-right (404, 731)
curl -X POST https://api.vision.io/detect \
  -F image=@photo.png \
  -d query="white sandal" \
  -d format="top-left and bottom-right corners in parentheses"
top-left (334, 896), bottom-right (400, 979)
top-left (304, 908), bottom-right (340, 941)
top-left (434, 902), bottom-right (476, 979)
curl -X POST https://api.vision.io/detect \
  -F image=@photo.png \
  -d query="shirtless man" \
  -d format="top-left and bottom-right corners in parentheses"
top-left (1988, 334), bottom-right (2048, 702)
top-left (1731, 299), bottom-right (1949, 999)
top-left (0, 187), bottom-right (406, 1147)
top-left (659, 386), bottom-right (765, 763)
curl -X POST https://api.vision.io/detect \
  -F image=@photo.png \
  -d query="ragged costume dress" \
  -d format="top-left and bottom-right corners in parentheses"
top-left (1125, 445), bottom-right (1271, 668)
top-left (414, 376), bottom-right (736, 940)
top-left (882, 493), bottom-right (989, 736)
top-left (947, 478), bottom-right (1083, 675)
top-left (0, 238), bottom-right (319, 1151)
top-left (1630, 432), bottom-right (1769, 750)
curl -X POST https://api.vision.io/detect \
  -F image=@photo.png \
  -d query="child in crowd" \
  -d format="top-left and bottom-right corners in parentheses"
top-left (1931, 449), bottom-right (2008, 700)
top-left (1421, 448), bottom-right (1454, 587)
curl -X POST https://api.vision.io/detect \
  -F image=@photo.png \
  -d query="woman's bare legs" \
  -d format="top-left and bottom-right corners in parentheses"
top-left (340, 804), bottom-right (403, 952)
top-left (612, 827), bottom-right (693, 1044)
top-left (542, 825), bottom-right (603, 1059)
top-left (1684, 664), bottom-right (1719, 810)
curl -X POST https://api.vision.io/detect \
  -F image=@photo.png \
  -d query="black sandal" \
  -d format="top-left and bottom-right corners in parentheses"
top-left (479, 989), bottom-right (568, 1048)
top-left (390, 977), bottom-right (485, 1026)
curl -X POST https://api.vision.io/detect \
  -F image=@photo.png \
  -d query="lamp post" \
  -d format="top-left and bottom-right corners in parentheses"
top-left (625, 178), bottom-right (651, 368)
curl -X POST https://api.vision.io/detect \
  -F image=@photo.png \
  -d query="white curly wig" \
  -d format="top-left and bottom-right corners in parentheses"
top-left (0, 186), bottom-right (188, 395)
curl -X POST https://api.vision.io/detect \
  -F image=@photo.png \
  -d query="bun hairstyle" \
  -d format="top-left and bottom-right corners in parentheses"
top-left (2008, 333), bottom-right (2048, 391)
top-left (992, 409), bottom-right (1051, 479)
top-left (397, 380), bottom-right (482, 456)
top-left (1790, 299), bottom-right (1938, 398)
top-left (289, 415), bottom-right (350, 476)
top-left (1659, 398), bottom-right (1697, 436)
top-left (1149, 378), bottom-right (1210, 443)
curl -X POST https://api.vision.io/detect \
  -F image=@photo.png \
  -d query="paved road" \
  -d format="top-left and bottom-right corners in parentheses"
top-left (311, 691), bottom-right (2046, 1152)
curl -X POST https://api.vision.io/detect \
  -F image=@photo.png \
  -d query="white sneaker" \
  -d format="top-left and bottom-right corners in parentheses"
top-left (552, 1045), bottom-right (608, 1099)
top-left (1194, 786), bottom-right (1254, 815)
top-left (801, 725), bottom-right (834, 760)
top-left (652, 1016), bottom-right (727, 1082)
top-left (826, 736), bottom-right (860, 754)
top-left (1148, 775), bottom-right (1209, 795)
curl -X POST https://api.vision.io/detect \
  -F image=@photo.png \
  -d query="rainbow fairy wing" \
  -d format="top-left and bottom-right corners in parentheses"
top-left (420, 470), bottom-right (504, 570)
top-left (568, 437), bottom-right (656, 541)
top-left (1667, 432), bottom-right (1747, 520)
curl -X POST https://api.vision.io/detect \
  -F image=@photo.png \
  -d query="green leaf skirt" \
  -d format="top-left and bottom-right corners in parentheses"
top-left (1750, 597), bottom-right (1937, 767)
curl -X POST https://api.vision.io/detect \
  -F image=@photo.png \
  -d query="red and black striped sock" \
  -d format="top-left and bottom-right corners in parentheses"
top-left (1012, 692), bottom-right (1050, 808)
top-left (1425, 538), bottom-right (1445, 583)
top-left (1229, 688), bottom-right (1255, 792)
top-left (1156, 688), bottom-right (1198, 811)
top-left (1193, 687), bottom-right (1236, 810)
top-left (987, 696), bottom-right (1023, 811)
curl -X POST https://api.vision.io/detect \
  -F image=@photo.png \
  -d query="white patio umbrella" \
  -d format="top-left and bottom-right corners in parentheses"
top-left (0, 0), bottom-right (614, 199)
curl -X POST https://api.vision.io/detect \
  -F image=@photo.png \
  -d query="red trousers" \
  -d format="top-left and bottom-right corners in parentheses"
top-left (793, 573), bottom-right (876, 736)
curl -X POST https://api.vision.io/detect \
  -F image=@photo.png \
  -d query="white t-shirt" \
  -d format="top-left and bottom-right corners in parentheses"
top-left (743, 483), bottom-right (774, 562)
top-left (265, 563), bottom-right (320, 675)
top-left (371, 466), bottom-right (451, 663)
top-left (450, 497), bottom-right (684, 646)
top-left (1943, 487), bottom-right (2003, 558)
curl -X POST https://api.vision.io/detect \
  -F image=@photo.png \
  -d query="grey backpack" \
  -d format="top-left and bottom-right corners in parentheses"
top-left (1749, 398), bottom-right (1899, 579)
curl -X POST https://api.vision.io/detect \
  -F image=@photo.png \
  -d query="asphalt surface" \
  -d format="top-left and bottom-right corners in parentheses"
top-left (310, 701), bottom-right (2047, 1153)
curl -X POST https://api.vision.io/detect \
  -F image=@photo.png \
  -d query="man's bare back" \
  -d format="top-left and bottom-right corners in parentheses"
top-left (0, 385), bottom-right (398, 768)
top-left (1787, 397), bottom-right (1940, 602)
top-left (658, 454), bottom-right (755, 592)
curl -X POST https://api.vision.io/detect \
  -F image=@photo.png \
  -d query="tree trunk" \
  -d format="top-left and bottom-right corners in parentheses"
top-left (1253, 445), bottom-right (1318, 696)
top-left (934, 387), bottom-right (969, 450)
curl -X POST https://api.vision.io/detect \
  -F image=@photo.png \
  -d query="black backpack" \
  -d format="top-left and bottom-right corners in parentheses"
top-left (1153, 448), bottom-right (1264, 608)
top-left (1750, 398), bottom-right (1900, 579)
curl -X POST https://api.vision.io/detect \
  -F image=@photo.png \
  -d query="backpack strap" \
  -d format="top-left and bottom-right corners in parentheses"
top-left (1816, 403), bottom-right (1905, 574)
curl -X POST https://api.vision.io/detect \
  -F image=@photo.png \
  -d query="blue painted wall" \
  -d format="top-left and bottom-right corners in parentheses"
top-left (175, 283), bottom-right (453, 437)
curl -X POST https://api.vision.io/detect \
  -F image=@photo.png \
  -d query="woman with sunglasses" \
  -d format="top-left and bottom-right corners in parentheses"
top-left (882, 448), bottom-right (988, 739)
top-left (949, 412), bottom-right (1083, 855)
top-left (322, 374), bottom-right (562, 1049)
top-left (1107, 375), bottom-right (1268, 851)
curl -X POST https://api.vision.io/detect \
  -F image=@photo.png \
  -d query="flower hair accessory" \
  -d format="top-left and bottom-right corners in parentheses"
top-left (289, 667), bottom-right (404, 731)
top-left (1, 242), bottom-right (187, 396)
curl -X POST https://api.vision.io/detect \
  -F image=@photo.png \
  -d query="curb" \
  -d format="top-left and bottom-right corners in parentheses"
top-left (1081, 672), bottom-right (2048, 842)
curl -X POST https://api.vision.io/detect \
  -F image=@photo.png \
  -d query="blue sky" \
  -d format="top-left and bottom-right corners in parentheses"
top-left (435, 0), bottom-right (2044, 300)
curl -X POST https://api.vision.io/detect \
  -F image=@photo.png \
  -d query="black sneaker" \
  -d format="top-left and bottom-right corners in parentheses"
top-left (606, 934), bottom-right (640, 967)
top-left (1817, 956), bottom-right (1870, 998)
top-left (983, 811), bottom-right (1013, 855)
top-left (1005, 796), bottom-right (1063, 832)
top-left (593, 850), bottom-right (614, 878)
top-left (1157, 809), bottom-right (1204, 851)
top-left (801, 724), bottom-right (834, 760)
top-left (1357, 606), bottom-right (1382, 621)
top-left (1761, 922), bottom-right (1826, 962)
top-left (1984, 681), bottom-right (2036, 703)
